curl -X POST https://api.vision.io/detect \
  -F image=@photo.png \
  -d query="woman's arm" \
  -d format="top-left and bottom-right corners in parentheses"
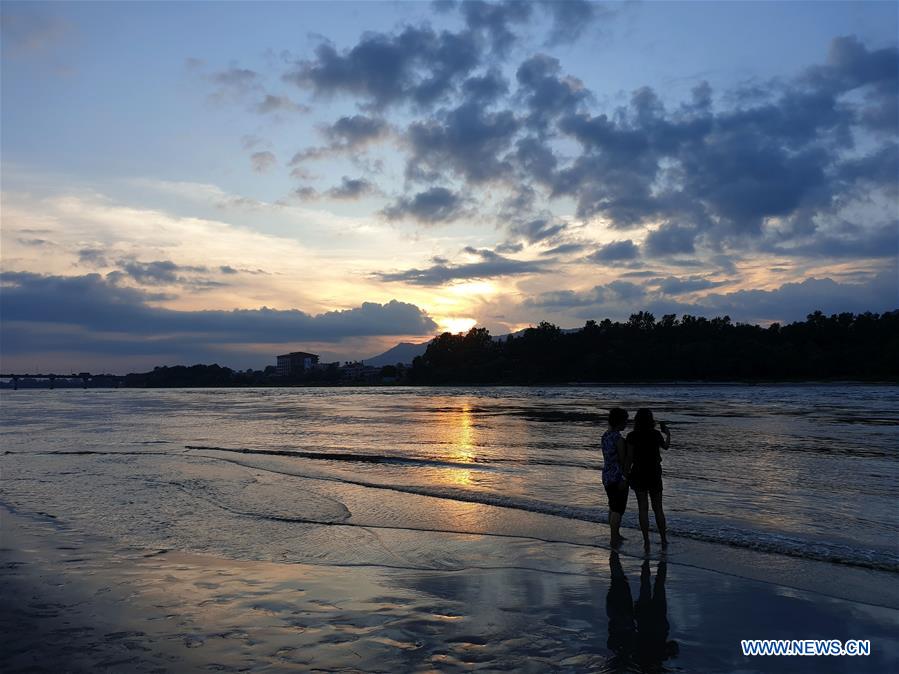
top-left (659, 426), bottom-right (671, 450)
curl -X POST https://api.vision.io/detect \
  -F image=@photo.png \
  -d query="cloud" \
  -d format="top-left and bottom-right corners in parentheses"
top-left (516, 54), bottom-right (588, 129)
top-left (1, 9), bottom-right (72, 58)
top-left (524, 266), bottom-right (898, 325)
top-left (459, 0), bottom-right (532, 56)
top-left (255, 94), bottom-right (309, 114)
top-left (586, 239), bottom-right (639, 262)
top-left (540, 0), bottom-right (603, 45)
top-left (382, 186), bottom-right (469, 224)
top-left (0, 272), bottom-right (439, 351)
top-left (250, 151), bottom-right (277, 173)
top-left (375, 247), bottom-right (547, 285)
top-left (405, 101), bottom-right (518, 183)
top-left (649, 275), bottom-right (730, 295)
top-left (208, 66), bottom-right (261, 101)
top-left (78, 248), bottom-right (109, 267)
top-left (289, 115), bottom-right (390, 167)
top-left (541, 242), bottom-right (585, 257)
top-left (324, 114), bottom-right (390, 147)
top-left (644, 224), bottom-right (698, 256)
top-left (701, 268), bottom-right (899, 323)
top-left (461, 68), bottom-right (509, 103)
top-left (326, 176), bottom-right (378, 200)
top-left (510, 216), bottom-right (566, 243)
top-left (113, 259), bottom-right (207, 285)
top-left (284, 25), bottom-right (481, 108)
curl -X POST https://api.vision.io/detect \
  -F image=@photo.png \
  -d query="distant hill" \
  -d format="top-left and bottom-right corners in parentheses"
top-left (363, 341), bottom-right (429, 367)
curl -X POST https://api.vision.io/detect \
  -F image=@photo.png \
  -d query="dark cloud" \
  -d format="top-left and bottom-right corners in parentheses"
top-left (516, 54), bottom-right (587, 129)
top-left (461, 68), bottom-right (509, 103)
top-left (326, 176), bottom-right (378, 200)
top-left (405, 101), bottom-right (518, 183)
top-left (524, 266), bottom-right (898, 325)
top-left (0, 272), bottom-right (439, 351)
top-left (649, 275), bottom-right (730, 295)
top-left (375, 247), bottom-right (547, 285)
top-left (289, 115), bottom-right (390, 169)
top-left (250, 150), bottom-right (277, 173)
top-left (16, 238), bottom-right (50, 246)
top-left (540, 0), bottom-right (602, 45)
top-left (293, 186), bottom-right (319, 200)
top-left (586, 239), bottom-right (639, 262)
top-left (460, 0), bottom-right (532, 56)
top-left (104, 260), bottom-right (234, 292)
top-left (761, 222), bottom-right (899, 259)
top-left (510, 216), bottom-right (566, 243)
top-left (382, 186), bottom-right (469, 224)
top-left (495, 241), bottom-right (525, 254)
top-left (78, 248), bottom-right (109, 267)
top-left (644, 224), bottom-right (698, 256)
top-left (284, 25), bottom-right (480, 108)
top-left (520, 35), bottom-right (898, 253)
top-left (701, 268), bottom-right (899, 323)
top-left (113, 260), bottom-right (207, 286)
top-left (324, 114), bottom-right (390, 147)
top-left (526, 280), bottom-right (645, 309)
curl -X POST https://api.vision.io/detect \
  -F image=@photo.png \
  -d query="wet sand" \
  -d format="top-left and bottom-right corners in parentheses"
top-left (2, 507), bottom-right (898, 673)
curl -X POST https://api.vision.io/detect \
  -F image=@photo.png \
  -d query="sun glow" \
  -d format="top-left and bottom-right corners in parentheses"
top-left (447, 281), bottom-right (497, 297)
top-left (439, 317), bottom-right (477, 334)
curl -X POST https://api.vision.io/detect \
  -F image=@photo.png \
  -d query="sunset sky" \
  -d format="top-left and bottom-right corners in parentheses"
top-left (2, 0), bottom-right (897, 372)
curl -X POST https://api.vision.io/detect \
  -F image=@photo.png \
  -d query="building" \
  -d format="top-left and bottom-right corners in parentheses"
top-left (275, 351), bottom-right (319, 376)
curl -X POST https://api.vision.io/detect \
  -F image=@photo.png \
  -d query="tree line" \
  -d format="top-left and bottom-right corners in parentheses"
top-left (409, 311), bottom-right (899, 384)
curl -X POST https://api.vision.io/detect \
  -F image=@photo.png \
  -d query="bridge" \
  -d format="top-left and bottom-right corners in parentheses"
top-left (0, 373), bottom-right (126, 389)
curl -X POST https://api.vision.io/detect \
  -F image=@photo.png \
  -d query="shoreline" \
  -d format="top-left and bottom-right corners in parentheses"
top-left (3, 504), bottom-right (898, 673)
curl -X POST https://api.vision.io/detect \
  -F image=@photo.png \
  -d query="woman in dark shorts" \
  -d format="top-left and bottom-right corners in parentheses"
top-left (601, 407), bottom-right (630, 547)
top-left (626, 408), bottom-right (670, 552)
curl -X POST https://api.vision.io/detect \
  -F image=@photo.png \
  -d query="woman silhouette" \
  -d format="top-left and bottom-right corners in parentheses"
top-left (626, 408), bottom-right (670, 552)
top-left (601, 407), bottom-right (630, 547)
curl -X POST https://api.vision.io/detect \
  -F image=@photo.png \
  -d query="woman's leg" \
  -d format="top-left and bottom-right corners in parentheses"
top-left (649, 490), bottom-right (667, 547)
top-left (635, 489), bottom-right (650, 552)
top-left (609, 509), bottom-right (622, 542)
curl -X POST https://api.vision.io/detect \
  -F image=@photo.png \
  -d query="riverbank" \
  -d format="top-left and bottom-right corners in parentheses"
top-left (2, 505), bottom-right (897, 673)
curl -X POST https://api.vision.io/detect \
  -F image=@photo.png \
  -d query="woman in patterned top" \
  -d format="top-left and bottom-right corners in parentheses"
top-left (601, 407), bottom-right (630, 547)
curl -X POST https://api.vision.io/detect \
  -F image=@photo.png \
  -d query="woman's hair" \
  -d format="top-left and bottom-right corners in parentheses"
top-left (608, 407), bottom-right (628, 427)
top-left (633, 408), bottom-right (655, 432)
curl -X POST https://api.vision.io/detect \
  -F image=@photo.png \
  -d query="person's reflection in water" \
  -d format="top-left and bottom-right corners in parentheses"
top-left (605, 554), bottom-right (678, 672)
top-left (634, 559), bottom-right (679, 671)
top-left (606, 552), bottom-right (636, 668)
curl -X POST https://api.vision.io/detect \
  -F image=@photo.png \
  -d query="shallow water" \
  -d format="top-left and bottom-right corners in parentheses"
top-left (2, 385), bottom-right (897, 572)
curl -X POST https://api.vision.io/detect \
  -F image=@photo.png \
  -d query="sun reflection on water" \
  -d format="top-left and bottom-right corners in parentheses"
top-left (443, 403), bottom-right (476, 486)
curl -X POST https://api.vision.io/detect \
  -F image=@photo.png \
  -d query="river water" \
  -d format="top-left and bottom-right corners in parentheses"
top-left (2, 385), bottom-right (897, 573)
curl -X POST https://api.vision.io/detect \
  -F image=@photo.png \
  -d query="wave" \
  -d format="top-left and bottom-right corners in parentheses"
top-left (184, 446), bottom-right (899, 573)
top-left (184, 445), bottom-right (500, 471)
top-left (184, 444), bottom-right (601, 471)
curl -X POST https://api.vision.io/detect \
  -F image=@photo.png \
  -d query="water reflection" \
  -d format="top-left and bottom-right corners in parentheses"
top-left (441, 403), bottom-right (476, 486)
top-left (606, 553), bottom-right (678, 672)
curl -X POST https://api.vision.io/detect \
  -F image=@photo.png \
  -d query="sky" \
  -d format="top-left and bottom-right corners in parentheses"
top-left (1, 0), bottom-right (897, 373)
